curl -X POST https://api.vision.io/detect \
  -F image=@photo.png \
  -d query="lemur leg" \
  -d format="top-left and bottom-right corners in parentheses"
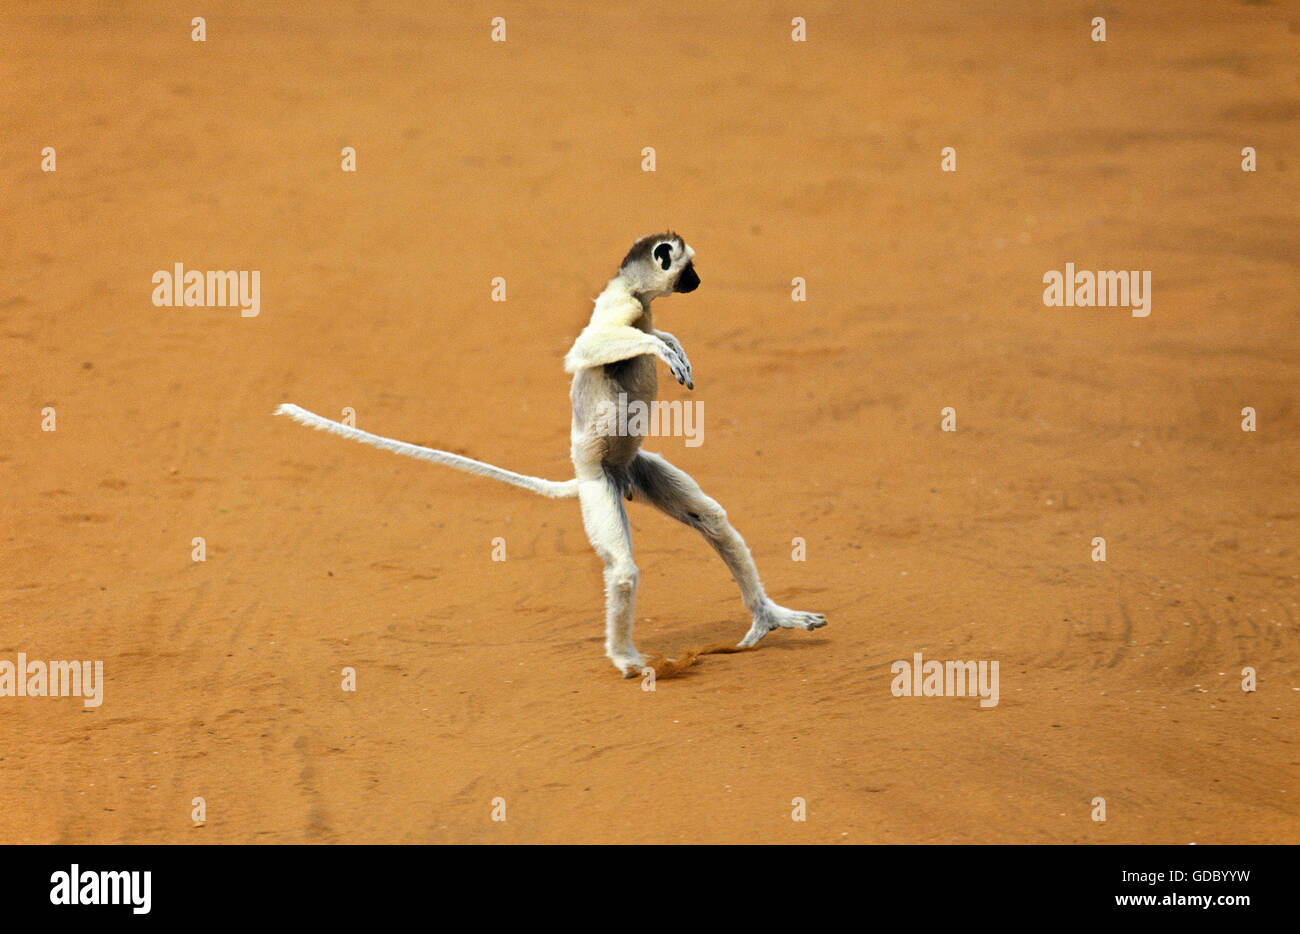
top-left (576, 468), bottom-right (644, 677)
top-left (628, 451), bottom-right (826, 647)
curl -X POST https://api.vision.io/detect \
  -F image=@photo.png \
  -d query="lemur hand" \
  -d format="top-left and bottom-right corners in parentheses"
top-left (656, 331), bottom-right (693, 390)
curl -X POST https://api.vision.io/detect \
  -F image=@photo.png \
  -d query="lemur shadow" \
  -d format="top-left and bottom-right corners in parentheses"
top-left (641, 632), bottom-right (831, 681)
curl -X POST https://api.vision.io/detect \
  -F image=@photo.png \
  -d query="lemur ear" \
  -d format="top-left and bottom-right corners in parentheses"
top-left (653, 242), bottom-right (673, 271)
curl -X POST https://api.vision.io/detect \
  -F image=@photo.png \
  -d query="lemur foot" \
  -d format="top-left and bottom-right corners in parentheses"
top-left (738, 603), bottom-right (828, 648)
top-left (609, 649), bottom-right (647, 678)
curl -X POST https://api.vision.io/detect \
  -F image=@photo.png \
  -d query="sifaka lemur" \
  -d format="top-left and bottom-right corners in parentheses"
top-left (276, 232), bottom-right (826, 676)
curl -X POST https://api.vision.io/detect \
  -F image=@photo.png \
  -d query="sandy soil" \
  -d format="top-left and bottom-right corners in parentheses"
top-left (2, 1), bottom-right (1298, 843)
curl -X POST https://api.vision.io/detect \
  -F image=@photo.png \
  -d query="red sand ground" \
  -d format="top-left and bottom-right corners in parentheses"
top-left (2, 1), bottom-right (1297, 843)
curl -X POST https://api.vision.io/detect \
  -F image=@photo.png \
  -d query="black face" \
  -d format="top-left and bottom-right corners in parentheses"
top-left (674, 260), bottom-right (700, 293)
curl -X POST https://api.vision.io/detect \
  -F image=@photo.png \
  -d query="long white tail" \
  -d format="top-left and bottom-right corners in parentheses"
top-left (275, 404), bottom-right (579, 499)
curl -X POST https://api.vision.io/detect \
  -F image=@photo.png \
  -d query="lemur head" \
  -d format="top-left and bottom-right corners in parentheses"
top-left (619, 232), bottom-right (700, 300)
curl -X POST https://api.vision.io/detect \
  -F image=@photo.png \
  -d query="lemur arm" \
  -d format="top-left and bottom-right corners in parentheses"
top-left (563, 293), bottom-right (693, 387)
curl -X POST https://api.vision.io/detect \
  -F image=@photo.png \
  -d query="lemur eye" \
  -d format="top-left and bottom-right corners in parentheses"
top-left (653, 242), bottom-right (673, 271)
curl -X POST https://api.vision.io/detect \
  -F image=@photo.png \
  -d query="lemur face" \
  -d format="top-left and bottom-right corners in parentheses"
top-left (620, 232), bottom-right (700, 298)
